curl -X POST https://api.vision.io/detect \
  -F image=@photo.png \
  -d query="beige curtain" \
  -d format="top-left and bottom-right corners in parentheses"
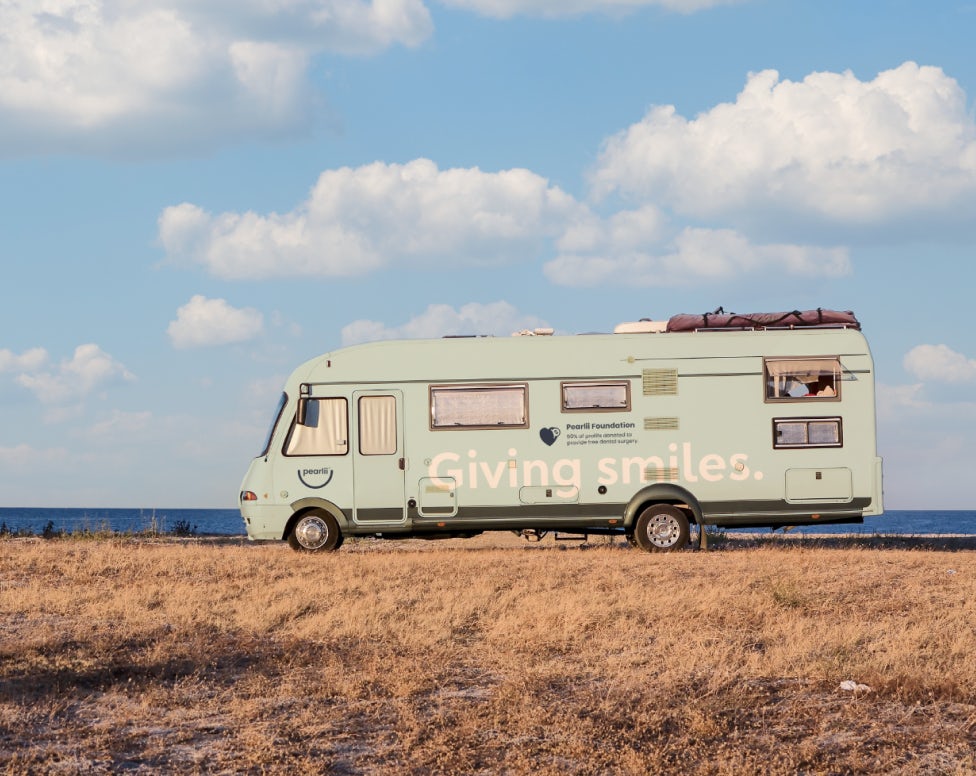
top-left (286, 398), bottom-right (348, 455)
top-left (359, 395), bottom-right (397, 455)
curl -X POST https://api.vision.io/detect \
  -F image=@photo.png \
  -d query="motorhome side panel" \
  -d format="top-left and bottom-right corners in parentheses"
top-left (239, 317), bottom-right (883, 549)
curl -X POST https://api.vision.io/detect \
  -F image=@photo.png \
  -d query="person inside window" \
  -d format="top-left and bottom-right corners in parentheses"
top-left (804, 377), bottom-right (836, 397)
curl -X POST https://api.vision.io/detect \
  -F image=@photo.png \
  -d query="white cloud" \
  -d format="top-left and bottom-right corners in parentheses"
top-left (167, 295), bottom-right (264, 349)
top-left (341, 301), bottom-right (550, 344)
top-left (545, 224), bottom-right (850, 287)
top-left (590, 62), bottom-right (976, 225)
top-left (904, 344), bottom-right (976, 383)
top-left (0, 0), bottom-right (432, 155)
top-left (0, 443), bottom-right (70, 468)
top-left (15, 344), bottom-right (135, 404)
top-left (0, 347), bottom-right (48, 373)
top-left (876, 382), bottom-right (931, 419)
top-left (159, 159), bottom-right (583, 279)
top-left (438, 0), bottom-right (742, 19)
top-left (86, 410), bottom-right (154, 438)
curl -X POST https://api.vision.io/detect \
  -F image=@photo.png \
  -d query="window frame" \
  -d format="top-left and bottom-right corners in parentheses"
top-left (772, 416), bottom-right (844, 449)
top-left (764, 357), bottom-right (842, 402)
top-left (560, 380), bottom-right (632, 413)
top-left (429, 383), bottom-right (529, 431)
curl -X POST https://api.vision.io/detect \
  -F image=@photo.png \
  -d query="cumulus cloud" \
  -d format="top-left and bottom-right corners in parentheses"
top-left (167, 295), bottom-right (264, 349)
top-left (904, 344), bottom-right (976, 383)
top-left (0, 347), bottom-right (48, 373)
top-left (158, 159), bottom-right (582, 279)
top-left (876, 382), bottom-right (931, 419)
top-left (591, 62), bottom-right (976, 225)
top-left (15, 344), bottom-right (135, 404)
top-left (0, 0), bottom-right (432, 155)
top-left (341, 301), bottom-right (550, 344)
top-left (438, 0), bottom-right (741, 18)
top-left (545, 224), bottom-right (850, 287)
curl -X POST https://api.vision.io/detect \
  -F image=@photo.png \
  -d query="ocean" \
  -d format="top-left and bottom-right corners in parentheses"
top-left (0, 507), bottom-right (974, 538)
top-left (0, 507), bottom-right (245, 537)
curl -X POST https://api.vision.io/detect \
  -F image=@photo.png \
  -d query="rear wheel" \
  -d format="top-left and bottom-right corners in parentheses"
top-left (287, 510), bottom-right (342, 552)
top-left (633, 504), bottom-right (690, 553)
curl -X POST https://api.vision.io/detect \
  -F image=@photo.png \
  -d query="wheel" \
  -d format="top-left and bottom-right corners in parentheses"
top-left (287, 510), bottom-right (342, 552)
top-left (633, 504), bottom-right (690, 553)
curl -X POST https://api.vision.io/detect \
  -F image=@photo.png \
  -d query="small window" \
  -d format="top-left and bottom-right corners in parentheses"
top-left (765, 358), bottom-right (841, 401)
top-left (562, 381), bottom-right (631, 412)
top-left (284, 397), bottom-right (348, 456)
top-left (359, 395), bottom-right (397, 455)
top-left (430, 384), bottom-right (528, 430)
top-left (774, 417), bottom-right (843, 448)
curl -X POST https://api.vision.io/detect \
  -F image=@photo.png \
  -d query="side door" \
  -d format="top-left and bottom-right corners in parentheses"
top-left (352, 390), bottom-right (407, 524)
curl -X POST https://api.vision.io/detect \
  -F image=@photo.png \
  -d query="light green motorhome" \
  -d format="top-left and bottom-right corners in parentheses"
top-left (239, 309), bottom-right (883, 552)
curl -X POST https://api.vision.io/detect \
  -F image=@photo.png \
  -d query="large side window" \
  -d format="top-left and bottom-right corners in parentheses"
top-left (765, 358), bottom-right (841, 401)
top-left (561, 381), bottom-right (630, 412)
top-left (359, 395), bottom-right (397, 455)
top-left (284, 397), bottom-right (349, 456)
top-left (773, 417), bottom-right (843, 448)
top-left (430, 384), bottom-right (528, 430)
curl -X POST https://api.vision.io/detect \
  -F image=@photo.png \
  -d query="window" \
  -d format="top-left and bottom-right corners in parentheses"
top-left (257, 392), bottom-right (287, 458)
top-left (562, 381), bottom-right (631, 412)
top-left (765, 358), bottom-right (841, 401)
top-left (284, 397), bottom-right (348, 456)
top-left (773, 417), bottom-right (843, 448)
top-left (430, 384), bottom-right (528, 429)
top-left (359, 395), bottom-right (397, 455)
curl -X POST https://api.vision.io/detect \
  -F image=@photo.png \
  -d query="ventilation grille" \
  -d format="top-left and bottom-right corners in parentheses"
top-left (644, 417), bottom-right (679, 431)
top-left (643, 368), bottom-right (678, 396)
top-left (644, 466), bottom-right (679, 482)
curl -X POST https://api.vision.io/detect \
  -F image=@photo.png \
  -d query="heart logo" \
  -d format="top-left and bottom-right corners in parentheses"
top-left (539, 427), bottom-right (561, 446)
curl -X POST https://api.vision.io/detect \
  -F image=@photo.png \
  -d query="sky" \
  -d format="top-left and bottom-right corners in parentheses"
top-left (1, 0), bottom-right (975, 510)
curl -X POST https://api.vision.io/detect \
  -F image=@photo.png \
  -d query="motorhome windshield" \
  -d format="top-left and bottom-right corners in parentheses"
top-left (258, 393), bottom-right (288, 458)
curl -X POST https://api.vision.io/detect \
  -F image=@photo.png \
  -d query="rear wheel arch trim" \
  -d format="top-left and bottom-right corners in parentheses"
top-left (623, 485), bottom-right (703, 528)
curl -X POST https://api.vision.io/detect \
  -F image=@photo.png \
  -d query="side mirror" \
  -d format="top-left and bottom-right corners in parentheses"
top-left (297, 397), bottom-right (309, 426)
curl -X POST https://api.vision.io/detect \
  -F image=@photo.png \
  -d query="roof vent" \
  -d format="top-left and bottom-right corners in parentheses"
top-left (614, 320), bottom-right (667, 334)
top-left (512, 328), bottom-right (554, 337)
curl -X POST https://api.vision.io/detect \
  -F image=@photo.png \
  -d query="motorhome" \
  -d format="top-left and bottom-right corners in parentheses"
top-left (239, 309), bottom-right (883, 552)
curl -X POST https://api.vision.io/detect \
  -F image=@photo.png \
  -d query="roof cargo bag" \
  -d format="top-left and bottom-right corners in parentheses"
top-left (666, 308), bottom-right (860, 332)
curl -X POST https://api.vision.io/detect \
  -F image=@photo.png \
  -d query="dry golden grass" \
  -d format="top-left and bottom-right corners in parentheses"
top-left (2, 533), bottom-right (975, 774)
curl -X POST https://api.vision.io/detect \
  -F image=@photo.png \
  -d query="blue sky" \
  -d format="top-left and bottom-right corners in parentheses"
top-left (2, 0), bottom-right (975, 509)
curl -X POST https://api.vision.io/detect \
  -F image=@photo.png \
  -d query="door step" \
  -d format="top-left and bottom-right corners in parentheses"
top-left (554, 532), bottom-right (588, 542)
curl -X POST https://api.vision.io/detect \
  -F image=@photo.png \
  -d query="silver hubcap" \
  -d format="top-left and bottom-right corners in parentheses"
top-left (646, 513), bottom-right (680, 548)
top-left (296, 516), bottom-right (328, 549)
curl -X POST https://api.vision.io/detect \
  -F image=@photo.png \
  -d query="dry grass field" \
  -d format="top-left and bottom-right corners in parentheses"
top-left (1, 533), bottom-right (975, 775)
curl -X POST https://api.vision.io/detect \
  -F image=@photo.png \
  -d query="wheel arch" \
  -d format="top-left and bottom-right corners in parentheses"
top-left (623, 484), bottom-right (704, 529)
top-left (284, 497), bottom-right (349, 541)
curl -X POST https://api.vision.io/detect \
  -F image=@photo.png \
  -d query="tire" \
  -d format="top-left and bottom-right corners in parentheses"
top-left (287, 510), bottom-right (342, 552)
top-left (633, 504), bottom-right (690, 553)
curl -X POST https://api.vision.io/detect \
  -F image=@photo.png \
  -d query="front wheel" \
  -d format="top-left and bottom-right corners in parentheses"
top-left (632, 504), bottom-right (690, 553)
top-left (287, 511), bottom-right (342, 552)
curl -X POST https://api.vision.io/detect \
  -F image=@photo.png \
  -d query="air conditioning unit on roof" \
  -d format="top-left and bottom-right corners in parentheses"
top-left (614, 320), bottom-right (667, 334)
